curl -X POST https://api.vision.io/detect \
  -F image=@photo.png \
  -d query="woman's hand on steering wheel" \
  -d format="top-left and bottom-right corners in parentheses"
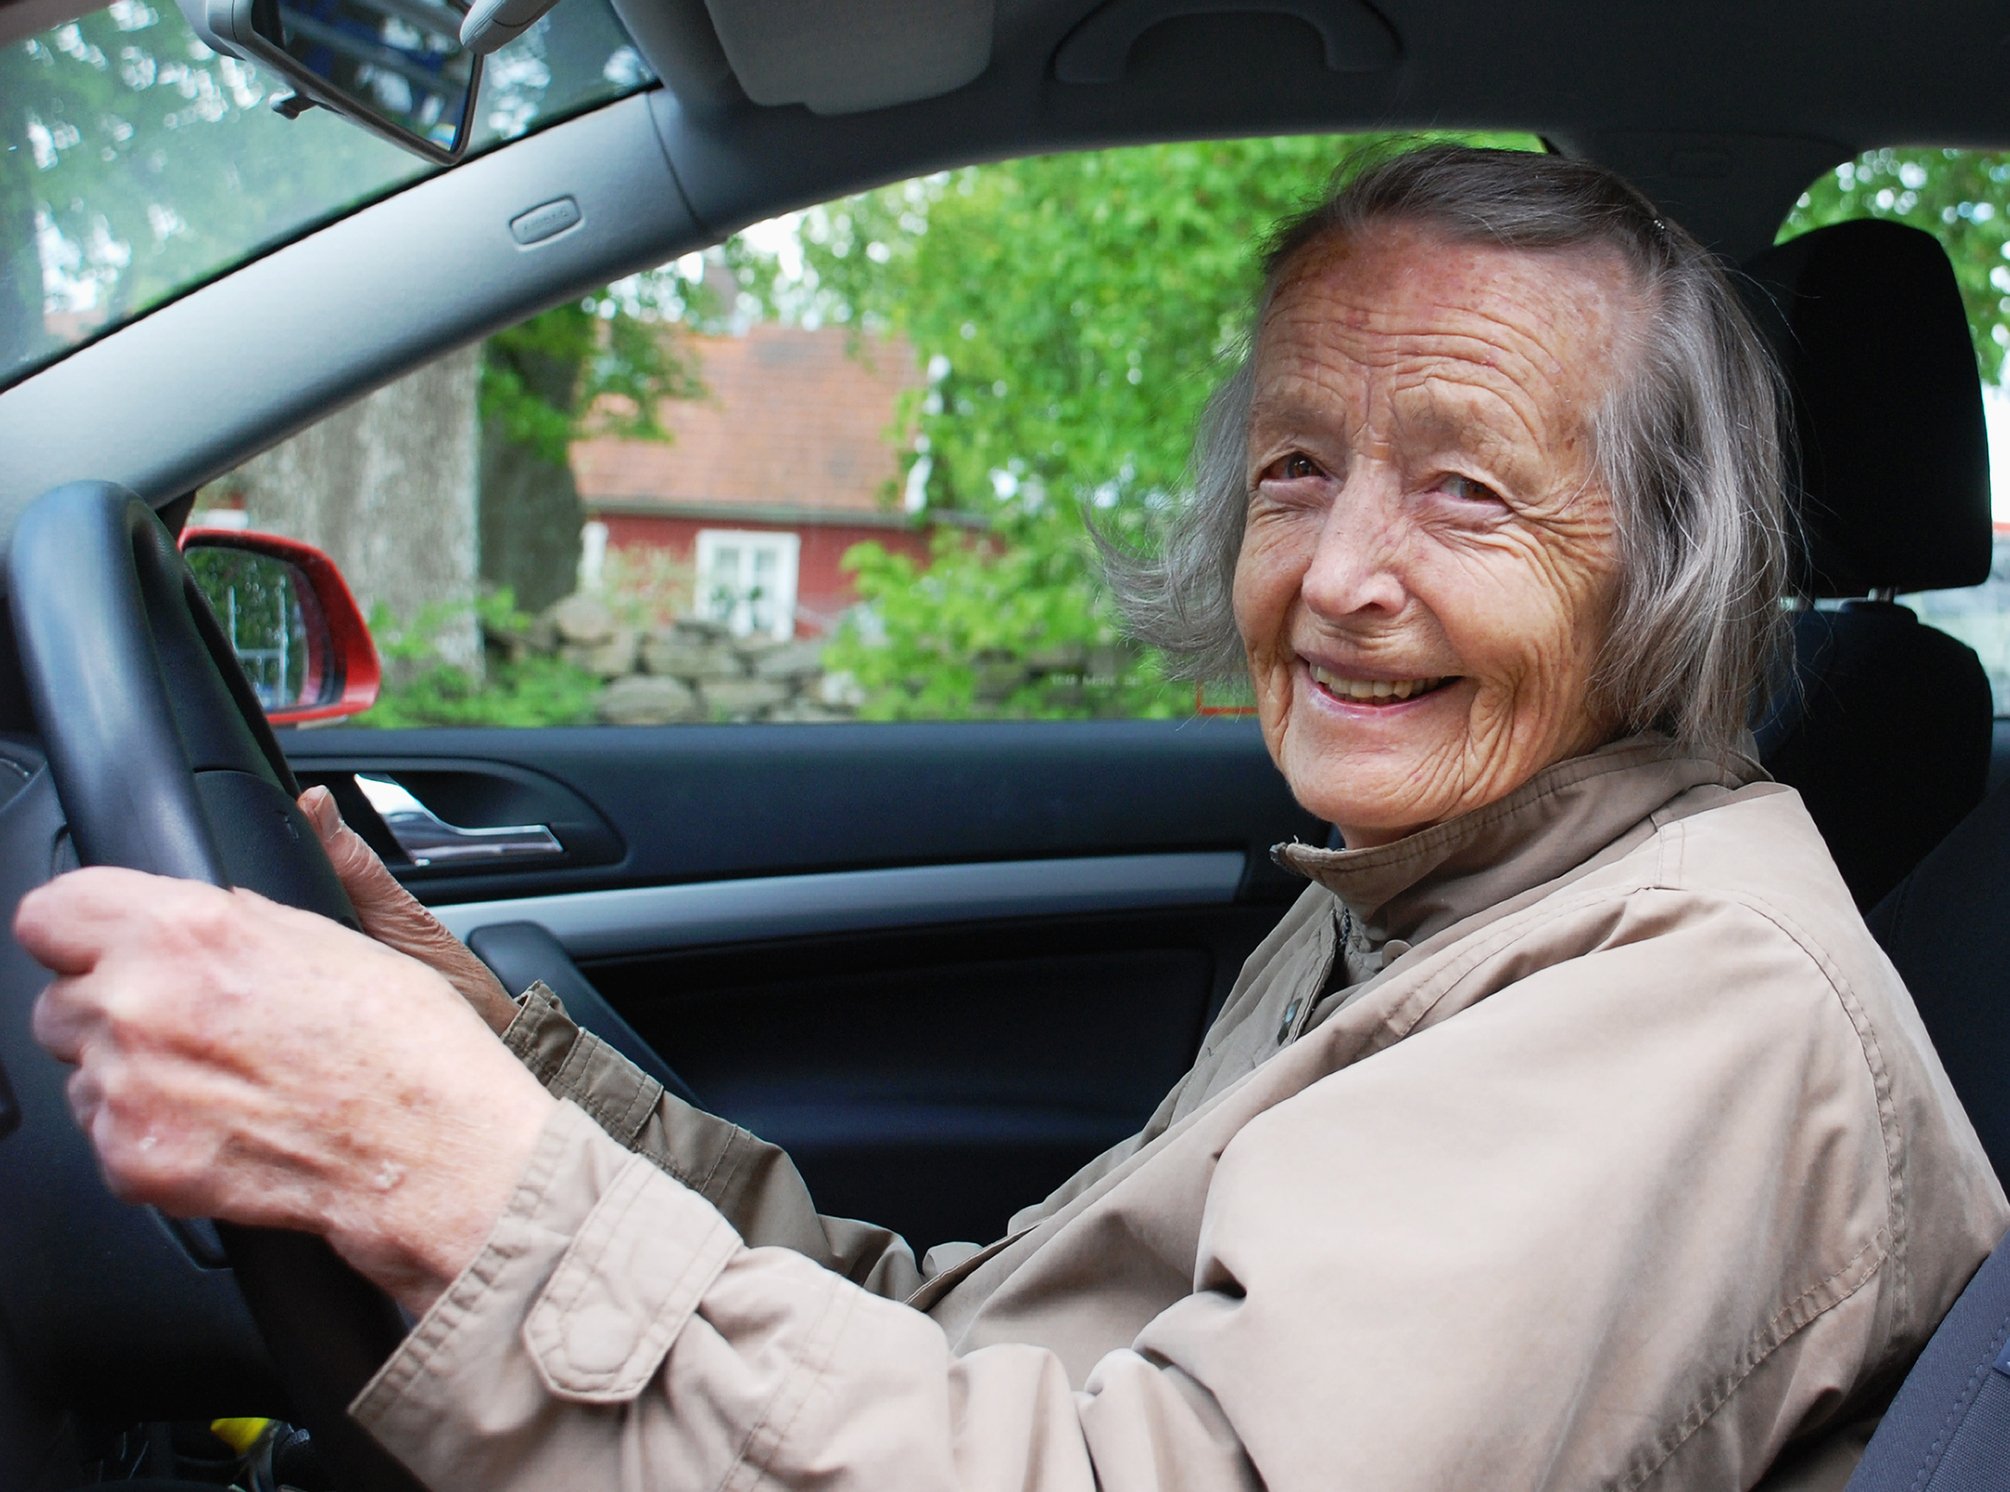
top-left (15, 866), bottom-right (555, 1317)
top-left (298, 786), bottom-right (517, 1035)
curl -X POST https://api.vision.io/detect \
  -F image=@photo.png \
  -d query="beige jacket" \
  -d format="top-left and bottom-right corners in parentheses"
top-left (354, 737), bottom-right (2007, 1491)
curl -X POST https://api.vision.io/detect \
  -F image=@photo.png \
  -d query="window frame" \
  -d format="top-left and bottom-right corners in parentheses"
top-left (694, 527), bottom-right (802, 642)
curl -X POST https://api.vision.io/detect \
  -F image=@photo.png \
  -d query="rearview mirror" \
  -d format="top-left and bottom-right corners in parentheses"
top-left (180, 0), bottom-right (481, 164)
top-left (180, 528), bottom-right (383, 725)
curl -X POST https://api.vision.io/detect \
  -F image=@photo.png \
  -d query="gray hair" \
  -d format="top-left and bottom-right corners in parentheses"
top-left (1101, 142), bottom-right (1790, 759)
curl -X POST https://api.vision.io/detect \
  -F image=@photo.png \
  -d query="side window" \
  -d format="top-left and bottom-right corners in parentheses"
top-left (1781, 149), bottom-right (2010, 709)
top-left (198, 130), bottom-right (1539, 726)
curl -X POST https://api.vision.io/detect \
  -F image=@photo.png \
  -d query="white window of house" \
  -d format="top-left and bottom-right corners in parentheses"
top-left (695, 529), bottom-right (801, 640)
top-left (577, 520), bottom-right (609, 592)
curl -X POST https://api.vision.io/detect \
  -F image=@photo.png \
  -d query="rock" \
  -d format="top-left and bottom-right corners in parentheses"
top-left (562, 627), bottom-right (638, 679)
top-left (768, 701), bottom-right (850, 723)
top-left (974, 661), bottom-right (1027, 705)
top-left (750, 639), bottom-right (825, 682)
top-left (671, 616), bottom-right (733, 644)
top-left (642, 631), bottom-right (738, 680)
top-left (550, 593), bottom-right (617, 646)
top-left (597, 674), bottom-right (703, 725)
top-left (1025, 643), bottom-right (1089, 675)
top-left (701, 678), bottom-right (791, 719)
top-left (1086, 644), bottom-right (1132, 683)
top-left (818, 671), bottom-right (866, 709)
top-left (524, 613), bottom-right (560, 655)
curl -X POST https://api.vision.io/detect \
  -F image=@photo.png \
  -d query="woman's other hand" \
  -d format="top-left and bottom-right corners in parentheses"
top-left (16, 866), bottom-right (556, 1315)
top-left (298, 785), bottom-right (515, 1035)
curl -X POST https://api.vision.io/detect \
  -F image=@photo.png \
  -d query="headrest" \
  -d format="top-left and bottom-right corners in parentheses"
top-left (1742, 219), bottom-right (1991, 597)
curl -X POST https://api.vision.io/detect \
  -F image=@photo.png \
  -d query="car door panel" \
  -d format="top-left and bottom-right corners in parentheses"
top-left (429, 850), bottom-right (1246, 953)
top-left (582, 908), bottom-right (1284, 1247)
top-left (286, 718), bottom-right (1319, 1250)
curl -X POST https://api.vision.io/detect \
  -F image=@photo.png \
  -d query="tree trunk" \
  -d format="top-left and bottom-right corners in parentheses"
top-left (477, 339), bottom-right (583, 613)
top-left (213, 346), bottom-right (483, 669)
top-left (477, 423), bottom-right (584, 613)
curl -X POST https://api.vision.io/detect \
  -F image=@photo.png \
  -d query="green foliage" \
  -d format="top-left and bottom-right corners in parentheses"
top-left (0, 0), bottom-right (633, 382)
top-left (1783, 148), bottom-right (2010, 383)
top-left (356, 591), bottom-right (600, 728)
top-left (825, 522), bottom-right (1183, 719)
top-left (479, 274), bottom-right (716, 466)
top-left (744, 132), bottom-right (1539, 719)
top-left (0, 0), bottom-right (414, 377)
top-left (598, 544), bottom-right (696, 628)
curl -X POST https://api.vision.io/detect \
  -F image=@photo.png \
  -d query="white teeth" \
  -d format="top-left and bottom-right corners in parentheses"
top-left (1308, 664), bottom-right (1445, 702)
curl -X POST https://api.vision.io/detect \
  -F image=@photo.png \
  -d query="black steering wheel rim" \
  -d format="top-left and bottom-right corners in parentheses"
top-left (6, 481), bottom-right (427, 1492)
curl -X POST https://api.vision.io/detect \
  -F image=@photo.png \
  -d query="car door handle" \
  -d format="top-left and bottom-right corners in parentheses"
top-left (353, 773), bottom-right (563, 867)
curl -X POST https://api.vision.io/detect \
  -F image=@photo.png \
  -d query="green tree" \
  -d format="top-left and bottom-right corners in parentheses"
top-left (1783, 148), bottom-right (2010, 383)
top-left (477, 273), bottom-right (713, 612)
top-left (0, 0), bottom-right (636, 384)
top-left (359, 591), bottom-right (600, 727)
top-left (2, 0), bottom-right (419, 383)
top-left (742, 132), bottom-right (1537, 720)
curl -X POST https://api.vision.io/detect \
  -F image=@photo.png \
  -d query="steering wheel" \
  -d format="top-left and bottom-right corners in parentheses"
top-left (4, 481), bottom-right (427, 1492)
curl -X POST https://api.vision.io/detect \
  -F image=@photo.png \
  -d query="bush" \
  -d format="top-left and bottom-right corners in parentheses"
top-left (825, 521), bottom-right (1183, 720)
top-left (354, 592), bottom-right (601, 728)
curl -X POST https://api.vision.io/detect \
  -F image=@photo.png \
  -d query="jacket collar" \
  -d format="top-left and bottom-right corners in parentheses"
top-left (1273, 734), bottom-right (1761, 952)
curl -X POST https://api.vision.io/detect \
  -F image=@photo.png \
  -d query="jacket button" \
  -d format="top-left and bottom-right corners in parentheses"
top-left (565, 1303), bottom-right (637, 1376)
top-left (1276, 999), bottom-right (1301, 1045)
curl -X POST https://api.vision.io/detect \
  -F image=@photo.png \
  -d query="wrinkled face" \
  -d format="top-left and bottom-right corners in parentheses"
top-left (1233, 223), bottom-right (1637, 846)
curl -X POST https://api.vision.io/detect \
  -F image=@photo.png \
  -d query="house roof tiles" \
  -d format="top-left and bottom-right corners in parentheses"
top-left (571, 325), bottom-right (923, 517)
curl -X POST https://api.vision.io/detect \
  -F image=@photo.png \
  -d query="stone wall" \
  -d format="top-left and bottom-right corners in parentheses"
top-left (512, 593), bottom-right (861, 724)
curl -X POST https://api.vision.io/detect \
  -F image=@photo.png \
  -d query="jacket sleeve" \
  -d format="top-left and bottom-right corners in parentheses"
top-left (354, 896), bottom-right (1922, 1492)
top-left (501, 982), bottom-right (936, 1297)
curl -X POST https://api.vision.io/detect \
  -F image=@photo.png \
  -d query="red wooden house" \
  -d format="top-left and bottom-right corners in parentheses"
top-left (569, 325), bottom-right (937, 640)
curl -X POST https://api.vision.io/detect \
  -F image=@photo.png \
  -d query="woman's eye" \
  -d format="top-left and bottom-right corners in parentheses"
top-left (1439, 473), bottom-right (1505, 506)
top-left (1264, 453), bottom-right (1322, 482)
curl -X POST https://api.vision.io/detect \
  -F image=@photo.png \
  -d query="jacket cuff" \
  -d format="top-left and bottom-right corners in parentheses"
top-left (500, 982), bottom-right (581, 1083)
top-left (500, 984), bottom-right (667, 1148)
top-left (351, 1101), bottom-right (741, 1475)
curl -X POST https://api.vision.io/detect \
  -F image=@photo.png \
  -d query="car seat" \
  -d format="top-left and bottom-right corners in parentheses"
top-left (1744, 219), bottom-right (1994, 911)
top-left (1828, 761), bottom-right (2010, 1488)
top-left (1736, 221), bottom-right (2006, 1488)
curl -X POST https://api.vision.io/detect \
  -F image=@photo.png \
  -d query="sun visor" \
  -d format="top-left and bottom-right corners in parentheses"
top-left (700, 0), bottom-right (993, 114)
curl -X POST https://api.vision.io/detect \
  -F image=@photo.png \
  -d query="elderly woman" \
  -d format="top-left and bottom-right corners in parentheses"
top-left (19, 145), bottom-right (2007, 1491)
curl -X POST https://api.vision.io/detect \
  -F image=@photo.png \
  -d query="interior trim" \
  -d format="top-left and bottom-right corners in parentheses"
top-left (702, 0), bottom-right (993, 114)
top-left (432, 850), bottom-right (1246, 954)
top-left (1053, 0), bottom-right (1400, 84)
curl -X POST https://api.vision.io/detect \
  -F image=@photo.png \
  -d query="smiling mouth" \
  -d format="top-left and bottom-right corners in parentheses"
top-left (1306, 662), bottom-right (1454, 704)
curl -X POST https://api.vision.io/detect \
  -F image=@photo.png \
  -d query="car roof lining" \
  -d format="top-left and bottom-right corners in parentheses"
top-left (7, 0), bottom-right (1958, 254)
top-left (614, 0), bottom-right (2010, 255)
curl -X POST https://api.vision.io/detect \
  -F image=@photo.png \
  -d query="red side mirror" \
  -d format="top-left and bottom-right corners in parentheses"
top-left (178, 527), bottom-right (381, 725)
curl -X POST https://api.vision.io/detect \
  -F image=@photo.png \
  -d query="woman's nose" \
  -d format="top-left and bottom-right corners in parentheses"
top-left (1299, 480), bottom-right (1407, 621)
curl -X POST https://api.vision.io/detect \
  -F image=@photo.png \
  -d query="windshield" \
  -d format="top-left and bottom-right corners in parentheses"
top-left (0, 0), bottom-right (651, 390)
